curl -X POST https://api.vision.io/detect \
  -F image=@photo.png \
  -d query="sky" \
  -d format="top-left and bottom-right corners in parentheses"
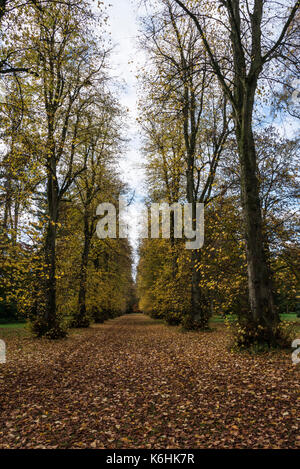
top-left (103, 0), bottom-right (149, 262)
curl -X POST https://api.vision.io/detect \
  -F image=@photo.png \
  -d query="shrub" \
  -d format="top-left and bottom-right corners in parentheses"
top-left (229, 319), bottom-right (296, 352)
top-left (181, 312), bottom-right (212, 331)
top-left (70, 314), bottom-right (90, 329)
top-left (92, 308), bottom-right (117, 324)
top-left (30, 316), bottom-right (67, 339)
top-left (165, 311), bottom-right (182, 326)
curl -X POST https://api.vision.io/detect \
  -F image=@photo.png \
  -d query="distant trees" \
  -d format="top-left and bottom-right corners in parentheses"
top-left (70, 96), bottom-right (125, 328)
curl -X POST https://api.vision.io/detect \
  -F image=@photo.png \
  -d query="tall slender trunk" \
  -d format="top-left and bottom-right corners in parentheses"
top-left (12, 201), bottom-right (19, 245)
top-left (75, 211), bottom-right (92, 327)
top-left (186, 165), bottom-right (209, 329)
top-left (3, 176), bottom-right (10, 233)
top-left (170, 210), bottom-right (177, 279)
top-left (190, 248), bottom-right (208, 327)
top-left (43, 159), bottom-right (59, 331)
top-left (235, 89), bottom-right (278, 334)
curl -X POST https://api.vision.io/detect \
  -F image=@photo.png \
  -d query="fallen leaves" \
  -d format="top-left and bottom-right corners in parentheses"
top-left (0, 314), bottom-right (299, 449)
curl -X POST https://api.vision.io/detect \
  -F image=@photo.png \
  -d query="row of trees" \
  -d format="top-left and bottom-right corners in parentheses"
top-left (0, 0), bottom-right (134, 337)
top-left (137, 0), bottom-right (299, 347)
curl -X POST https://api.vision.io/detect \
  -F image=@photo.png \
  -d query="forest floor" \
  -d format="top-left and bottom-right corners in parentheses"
top-left (0, 313), bottom-right (299, 449)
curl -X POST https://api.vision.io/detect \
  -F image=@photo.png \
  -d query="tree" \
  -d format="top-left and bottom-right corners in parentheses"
top-left (173, 0), bottom-right (299, 344)
top-left (0, 0), bottom-right (83, 74)
top-left (0, 1), bottom-right (136, 336)
top-left (5, 0), bottom-right (113, 337)
top-left (140, 0), bottom-right (231, 328)
top-left (70, 95), bottom-right (124, 327)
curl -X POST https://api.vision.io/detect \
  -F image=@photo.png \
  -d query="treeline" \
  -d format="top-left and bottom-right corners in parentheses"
top-left (137, 0), bottom-right (299, 348)
top-left (0, 0), bottom-right (134, 337)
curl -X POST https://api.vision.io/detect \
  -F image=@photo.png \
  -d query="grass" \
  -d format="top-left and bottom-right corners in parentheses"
top-left (0, 322), bottom-right (28, 339)
top-left (210, 313), bottom-right (299, 324)
top-left (0, 322), bottom-right (27, 329)
top-left (280, 313), bottom-right (299, 321)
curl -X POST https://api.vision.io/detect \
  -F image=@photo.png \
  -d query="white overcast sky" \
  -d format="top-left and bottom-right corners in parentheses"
top-left (103, 0), bottom-right (149, 260)
top-left (104, 0), bottom-right (147, 195)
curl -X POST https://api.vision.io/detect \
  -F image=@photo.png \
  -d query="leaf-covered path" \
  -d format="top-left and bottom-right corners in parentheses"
top-left (0, 314), bottom-right (299, 449)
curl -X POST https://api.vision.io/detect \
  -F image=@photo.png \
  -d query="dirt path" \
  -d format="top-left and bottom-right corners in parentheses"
top-left (0, 314), bottom-right (299, 449)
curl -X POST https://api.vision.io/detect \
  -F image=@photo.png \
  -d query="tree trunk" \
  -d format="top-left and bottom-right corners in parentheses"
top-left (41, 157), bottom-right (63, 337)
top-left (170, 210), bottom-right (178, 279)
top-left (44, 216), bottom-right (57, 328)
top-left (186, 167), bottom-right (209, 329)
top-left (235, 91), bottom-right (279, 338)
top-left (75, 212), bottom-right (92, 328)
top-left (190, 248), bottom-right (209, 328)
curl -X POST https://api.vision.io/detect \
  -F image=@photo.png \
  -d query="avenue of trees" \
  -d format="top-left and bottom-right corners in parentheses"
top-left (0, 0), bottom-right (299, 350)
top-left (0, 0), bottom-right (134, 338)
